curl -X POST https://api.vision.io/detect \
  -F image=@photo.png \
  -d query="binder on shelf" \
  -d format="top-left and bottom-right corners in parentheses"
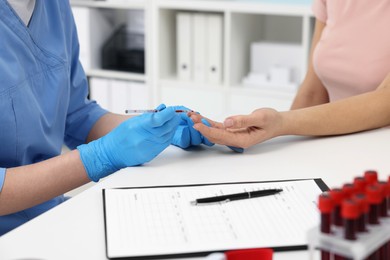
top-left (110, 80), bottom-right (130, 115)
top-left (249, 42), bottom-right (303, 86)
top-left (192, 13), bottom-right (207, 83)
top-left (206, 14), bottom-right (223, 85)
top-left (90, 78), bottom-right (148, 114)
top-left (72, 7), bottom-right (91, 70)
top-left (176, 12), bottom-right (193, 81)
top-left (89, 77), bottom-right (111, 111)
top-left (71, 7), bottom-right (111, 71)
top-left (129, 81), bottom-right (149, 109)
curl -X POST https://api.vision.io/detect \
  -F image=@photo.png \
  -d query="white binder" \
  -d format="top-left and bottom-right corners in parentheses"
top-left (192, 13), bottom-right (207, 83)
top-left (71, 7), bottom-right (91, 70)
top-left (206, 14), bottom-right (223, 85)
top-left (176, 12), bottom-right (193, 81)
top-left (71, 7), bottom-right (111, 71)
top-left (89, 77), bottom-right (111, 111)
top-left (129, 82), bottom-right (149, 109)
top-left (110, 80), bottom-right (130, 115)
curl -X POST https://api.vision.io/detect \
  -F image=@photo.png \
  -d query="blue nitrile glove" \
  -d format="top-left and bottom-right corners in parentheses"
top-left (77, 105), bottom-right (180, 182)
top-left (171, 106), bottom-right (214, 148)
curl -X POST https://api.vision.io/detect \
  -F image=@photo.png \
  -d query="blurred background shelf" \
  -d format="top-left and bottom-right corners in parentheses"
top-left (86, 69), bottom-right (146, 82)
top-left (71, 0), bottom-right (314, 118)
top-left (71, 0), bottom-right (147, 9)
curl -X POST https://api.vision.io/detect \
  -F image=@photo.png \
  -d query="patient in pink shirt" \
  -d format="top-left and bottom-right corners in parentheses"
top-left (311, 0), bottom-right (390, 101)
top-left (188, 0), bottom-right (390, 149)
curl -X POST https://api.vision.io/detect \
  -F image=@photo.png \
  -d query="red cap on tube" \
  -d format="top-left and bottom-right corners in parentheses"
top-left (364, 170), bottom-right (378, 185)
top-left (318, 192), bottom-right (334, 213)
top-left (353, 193), bottom-right (369, 213)
top-left (353, 177), bottom-right (366, 193)
top-left (388, 176), bottom-right (390, 194)
top-left (342, 183), bottom-right (356, 199)
top-left (329, 188), bottom-right (345, 205)
top-left (342, 199), bottom-right (360, 219)
top-left (366, 185), bottom-right (382, 204)
top-left (225, 248), bottom-right (273, 260)
top-left (377, 182), bottom-right (389, 197)
top-left (382, 181), bottom-right (390, 197)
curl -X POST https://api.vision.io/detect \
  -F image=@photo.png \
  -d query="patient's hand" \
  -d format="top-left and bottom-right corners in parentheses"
top-left (191, 108), bottom-right (282, 149)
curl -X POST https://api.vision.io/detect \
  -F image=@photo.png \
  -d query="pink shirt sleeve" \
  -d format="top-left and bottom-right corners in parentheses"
top-left (312, 0), bottom-right (327, 23)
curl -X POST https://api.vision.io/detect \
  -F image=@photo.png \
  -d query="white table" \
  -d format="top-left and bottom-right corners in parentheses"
top-left (1, 128), bottom-right (389, 260)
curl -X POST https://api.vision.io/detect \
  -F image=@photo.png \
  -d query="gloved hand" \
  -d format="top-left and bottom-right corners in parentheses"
top-left (77, 104), bottom-right (180, 182)
top-left (171, 105), bottom-right (214, 148)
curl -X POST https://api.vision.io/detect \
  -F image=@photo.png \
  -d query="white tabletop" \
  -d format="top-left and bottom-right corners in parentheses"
top-left (1, 128), bottom-right (389, 260)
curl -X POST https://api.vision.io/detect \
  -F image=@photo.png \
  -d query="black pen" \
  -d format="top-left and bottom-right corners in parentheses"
top-left (191, 188), bottom-right (283, 205)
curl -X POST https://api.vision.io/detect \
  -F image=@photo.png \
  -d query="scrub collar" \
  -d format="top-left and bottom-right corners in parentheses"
top-left (7, 0), bottom-right (36, 26)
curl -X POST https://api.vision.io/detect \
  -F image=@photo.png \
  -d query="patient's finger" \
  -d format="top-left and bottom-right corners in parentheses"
top-left (193, 122), bottom-right (241, 147)
top-left (223, 114), bottom-right (259, 129)
top-left (191, 115), bottom-right (224, 129)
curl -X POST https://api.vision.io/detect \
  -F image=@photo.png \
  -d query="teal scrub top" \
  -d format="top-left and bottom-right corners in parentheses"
top-left (0, 0), bottom-right (107, 235)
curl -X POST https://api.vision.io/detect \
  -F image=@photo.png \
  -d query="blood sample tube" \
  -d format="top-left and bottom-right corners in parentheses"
top-left (366, 184), bottom-right (382, 225)
top-left (342, 199), bottom-right (359, 240)
top-left (329, 189), bottom-right (346, 260)
top-left (342, 183), bottom-right (356, 199)
top-left (352, 193), bottom-right (369, 232)
top-left (384, 180), bottom-right (390, 214)
top-left (377, 182), bottom-right (389, 217)
top-left (387, 177), bottom-right (390, 258)
top-left (329, 188), bottom-right (345, 227)
top-left (366, 184), bottom-right (382, 260)
top-left (364, 170), bottom-right (378, 185)
top-left (341, 199), bottom-right (360, 260)
top-left (375, 182), bottom-right (389, 260)
top-left (387, 176), bottom-right (390, 210)
top-left (385, 180), bottom-right (390, 211)
top-left (353, 177), bottom-right (367, 194)
top-left (318, 192), bottom-right (334, 260)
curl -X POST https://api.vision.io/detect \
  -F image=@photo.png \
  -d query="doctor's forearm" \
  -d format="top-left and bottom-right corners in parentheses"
top-left (280, 88), bottom-right (390, 136)
top-left (86, 113), bottom-right (132, 142)
top-left (0, 150), bottom-right (89, 216)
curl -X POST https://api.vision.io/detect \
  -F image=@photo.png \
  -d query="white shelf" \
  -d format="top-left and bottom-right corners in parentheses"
top-left (70, 0), bottom-right (146, 9)
top-left (71, 0), bottom-right (315, 112)
top-left (156, 0), bottom-right (313, 16)
top-left (86, 69), bottom-right (146, 82)
top-left (230, 85), bottom-right (296, 99)
top-left (159, 78), bottom-right (225, 91)
top-left (228, 86), bottom-right (294, 113)
top-left (227, 1), bottom-right (313, 16)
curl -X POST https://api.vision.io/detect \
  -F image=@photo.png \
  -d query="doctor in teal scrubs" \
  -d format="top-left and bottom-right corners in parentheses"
top-left (0, 0), bottom-right (209, 236)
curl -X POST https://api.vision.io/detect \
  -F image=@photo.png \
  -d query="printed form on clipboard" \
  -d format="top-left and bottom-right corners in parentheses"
top-left (102, 178), bottom-right (328, 259)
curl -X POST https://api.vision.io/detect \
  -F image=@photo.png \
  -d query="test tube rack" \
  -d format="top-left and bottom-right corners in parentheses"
top-left (307, 170), bottom-right (390, 260)
top-left (308, 218), bottom-right (390, 260)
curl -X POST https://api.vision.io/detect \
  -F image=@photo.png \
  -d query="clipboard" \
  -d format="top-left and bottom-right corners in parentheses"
top-left (103, 178), bottom-right (328, 259)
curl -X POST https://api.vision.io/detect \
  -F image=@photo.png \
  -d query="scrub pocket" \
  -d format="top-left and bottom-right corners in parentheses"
top-left (0, 91), bottom-right (17, 168)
